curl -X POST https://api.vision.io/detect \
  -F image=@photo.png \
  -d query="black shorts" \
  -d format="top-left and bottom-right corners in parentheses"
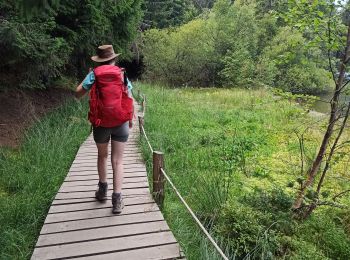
top-left (93, 122), bottom-right (129, 143)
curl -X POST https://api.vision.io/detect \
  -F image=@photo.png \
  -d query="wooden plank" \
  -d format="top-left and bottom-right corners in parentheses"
top-left (66, 170), bottom-right (149, 177)
top-left (54, 188), bottom-right (150, 200)
top-left (31, 231), bottom-right (177, 260)
top-left (68, 167), bottom-right (147, 174)
top-left (70, 162), bottom-right (146, 168)
top-left (78, 145), bottom-right (140, 151)
top-left (59, 181), bottom-right (149, 193)
top-left (69, 164), bottom-right (146, 172)
top-left (62, 177), bottom-right (148, 187)
top-left (51, 194), bottom-right (151, 205)
top-left (79, 146), bottom-right (140, 150)
top-left (78, 145), bottom-right (139, 149)
top-left (73, 156), bottom-right (143, 164)
top-left (44, 203), bottom-right (158, 223)
top-left (73, 156), bottom-right (143, 161)
top-left (75, 151), bottom-right (142, 157)
top-left (49, 195), bottom-right (154, 213)
top-left (68, 168), bottom-right (147, 176)
top-left (41, 211), bottom-right (164, 234)
top-left (66, 171), bottom-right (147, 179)
top-left (64, 172), bottom-right (147, 182)
top-left (77, 147), bottom-right (141, 151)
top-left (74, 153), bottom-right (144, 159)
top-left (69, 160), bottom-right (145, 166)
top-left (36, 220), bottom-right (169, 247)
top-left (73, 152), bottom-right (142, 157)
top-left (74, 152), bottom-right (142, 158)
top-left (73, 244), bottom-right (182, 260)
top-left (76, 149), bottom-right (141, 154)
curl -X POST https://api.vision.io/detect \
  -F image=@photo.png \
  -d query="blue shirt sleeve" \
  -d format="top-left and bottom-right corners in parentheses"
top-left (127, 78), bottom-right (133, 91)
top-left (126, 78), bottom-right (133, 97)
top-left (82, 71), bottom-right (95, 91)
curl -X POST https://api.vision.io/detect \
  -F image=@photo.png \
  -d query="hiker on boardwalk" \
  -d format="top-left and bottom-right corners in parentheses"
top-left (75, 45), bottom-right (134, 214)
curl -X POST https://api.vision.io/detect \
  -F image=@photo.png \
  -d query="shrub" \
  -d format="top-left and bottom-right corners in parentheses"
top-left (214, 200), bottom-right (278, 257)
top-left (142, 18), bottom-right (216, 87)
top-left (261, 26), bottom-right (332, 94)
top-left (279, 64), bottom-right (332, 94)
top-left (142, 1), bottom-right (260, 88)
top-left (219, 49), bottom-right (256, 87)
top-left (299, 215), bottom-right (350, 259)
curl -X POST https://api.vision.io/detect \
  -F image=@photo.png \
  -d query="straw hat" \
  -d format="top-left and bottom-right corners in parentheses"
top-left (91, 45), bottom-right (121, 63)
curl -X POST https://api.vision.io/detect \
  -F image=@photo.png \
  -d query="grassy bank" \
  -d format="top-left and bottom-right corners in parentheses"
top-left (136, 83), bottom-right (350, 259)
top-left (0, 98), bottom-right (89, 259)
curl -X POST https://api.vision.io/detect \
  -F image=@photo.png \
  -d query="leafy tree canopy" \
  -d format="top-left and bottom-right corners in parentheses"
top-left (0, 0), bottom-right (143, 89)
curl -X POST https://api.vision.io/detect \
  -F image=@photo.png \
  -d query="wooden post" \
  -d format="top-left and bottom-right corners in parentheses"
top-left (142, 94), bottom-right (146, 115)
top-left (153, 151), bottom-right (165, 208)
top-left (138, 116), bottom-right (144, 137)
top-left (137, 89), bottom-right (140, 100)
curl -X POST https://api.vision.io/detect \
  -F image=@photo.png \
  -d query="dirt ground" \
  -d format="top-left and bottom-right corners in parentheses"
top-left (0, 88), bottom-right (74, 148)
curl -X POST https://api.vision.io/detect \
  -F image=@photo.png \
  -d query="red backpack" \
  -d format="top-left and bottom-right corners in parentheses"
top-left (88, 65), bottom-right (133, 127)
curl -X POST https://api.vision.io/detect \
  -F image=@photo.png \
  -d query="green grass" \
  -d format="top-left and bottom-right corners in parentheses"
top-left (135, 83), bottom-right (350, 259)
top-left (0, 98), bottom-right (90, 259)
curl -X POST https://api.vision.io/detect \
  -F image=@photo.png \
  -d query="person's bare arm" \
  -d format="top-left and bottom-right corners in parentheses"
top-left (129, 94), bottom-right (135, 129)
top-left (75, 82), bottom-right (87, 99)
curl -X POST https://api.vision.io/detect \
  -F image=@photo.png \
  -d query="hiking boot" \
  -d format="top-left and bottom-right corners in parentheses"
top-left (95, 181), bottom-right (108, 201)
top-left (112, 192), bottom-right (124, 214)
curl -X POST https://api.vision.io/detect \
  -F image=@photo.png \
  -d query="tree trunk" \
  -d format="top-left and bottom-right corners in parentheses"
top-left (292, 24), bottom-right (350, 212)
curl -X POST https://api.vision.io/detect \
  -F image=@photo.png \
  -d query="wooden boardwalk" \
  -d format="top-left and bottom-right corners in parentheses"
top-left (31, 121), bottom-right (184, 259)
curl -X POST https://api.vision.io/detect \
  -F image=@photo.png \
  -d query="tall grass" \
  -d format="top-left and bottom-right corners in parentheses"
top-left (135, 83), bottom-right (350, 259)
top-left (0, 98), bottom-right (89, 259)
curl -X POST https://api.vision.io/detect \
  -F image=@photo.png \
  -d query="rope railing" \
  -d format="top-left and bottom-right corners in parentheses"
top-left (160, 168), bottom-right (229, 260)
top-left (136, 93), bottom-right (229, 260)
top-left (140, 125), bottom-right (153, 153)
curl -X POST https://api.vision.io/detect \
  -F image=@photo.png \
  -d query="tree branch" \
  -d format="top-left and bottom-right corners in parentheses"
top-left (332, 189), bottom-right (350, 201)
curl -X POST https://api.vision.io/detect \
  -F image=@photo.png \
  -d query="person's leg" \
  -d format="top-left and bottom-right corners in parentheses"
top-left (93, 127), bottom-right (111, 201)
top-left (96, 142), bottom-right (109, 183)
top-left (111, 140), bottom-right (125, 193)
top-left (110, 122), bottom-right (129, 213)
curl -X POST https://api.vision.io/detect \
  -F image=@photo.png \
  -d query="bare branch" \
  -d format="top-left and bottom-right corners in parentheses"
top-left (317, 201), bottom-right (348, 209)
top-left (332, 189), bottom-right (350, 201)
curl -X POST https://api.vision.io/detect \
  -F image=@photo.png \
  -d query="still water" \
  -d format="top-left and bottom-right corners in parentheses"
top-left (312, 92), bottom-right (350, 114)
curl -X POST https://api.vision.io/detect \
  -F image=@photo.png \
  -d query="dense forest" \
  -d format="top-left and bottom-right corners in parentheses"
top-left (1, 0), bottom-right (347, 95)
top-left (142, 0), bottom-right (341, 95)
top-left (1, 0), bottom-right (350, 259)
top-left (0, 0), bottom-right (143, 89)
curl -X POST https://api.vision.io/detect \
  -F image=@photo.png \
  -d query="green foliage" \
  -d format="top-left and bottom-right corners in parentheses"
top-left (288, 239), bottom-right (328, 260)
top-left (259, 27), bottom-right (332, 94)
top-left (219, 49), bottom-right (256, 87)
top-left (142, 0), bottom-right (332, 94)
top-left (299, 214), bottom-right (350, 259)
top-left (0, 0), bottom-right (143, 89)
top-left (283, 0), bottom-right (347, 52)
top-left (0, 98), bottom-right (89, 258)
top-left (0, 1), bottom-right (70, 89)
top-left (136, 83), bottom-right (350, 259)
top-left (282, 64), bottom-right (332, 94)
top-left (15, 0), bottom-right (60, 19)
top-left (214, 1), bottom-right (259, 87)
top-left (143, 0), bottom-right (261, 87)
top-left (215, 200), bottom-right (279, 258)
top-left (254, 0), bottom-right (289, 17)
top-left (142, 0), bottom-right (197, 29)
top-left (142, 18), bottom-right (216, 86)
